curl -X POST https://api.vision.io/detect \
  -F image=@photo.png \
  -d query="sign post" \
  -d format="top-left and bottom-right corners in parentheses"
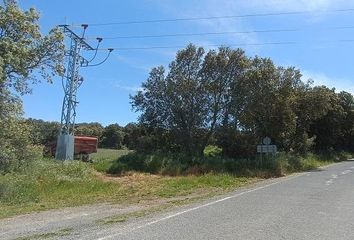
top-left (257, 137), bottom-right (277, 164)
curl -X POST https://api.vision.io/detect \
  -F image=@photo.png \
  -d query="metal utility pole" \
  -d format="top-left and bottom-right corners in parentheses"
top-left (55, 24), bottom-right (112, 160)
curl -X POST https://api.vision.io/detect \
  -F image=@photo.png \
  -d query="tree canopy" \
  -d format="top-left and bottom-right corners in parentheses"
top-left (132, 44), bottom-right (354, 156)
top-left (0, 0), bottom-right (64, 95)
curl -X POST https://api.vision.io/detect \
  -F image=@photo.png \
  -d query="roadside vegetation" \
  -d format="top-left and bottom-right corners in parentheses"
top-left (1, 149), bottom-right (352, 219)
top-left (0, 150), bottom-right (257, 219)
top-left (102, 150), bottom-right (352, 177)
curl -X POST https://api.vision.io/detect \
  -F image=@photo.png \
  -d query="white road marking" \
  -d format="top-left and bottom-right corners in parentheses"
top-left (96, 173), bottom-right (306, 240)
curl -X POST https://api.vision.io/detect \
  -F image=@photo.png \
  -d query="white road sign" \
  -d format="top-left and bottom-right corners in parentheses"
top-left (257, 144), bottom-right (277, 153)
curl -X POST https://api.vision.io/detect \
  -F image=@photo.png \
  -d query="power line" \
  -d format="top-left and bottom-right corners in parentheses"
top-left (96, 39), bottom-right (354, 51)
top-left (72, 8), bottom-right (354, 27)
top-left (95, 42), bottom-right (295, 51)
top-left (85, 26), bottom-right (354, 40)
top-left (87, 29), bottom-right (298, 40)
top-left (99, 42), bottom-right (297, 51)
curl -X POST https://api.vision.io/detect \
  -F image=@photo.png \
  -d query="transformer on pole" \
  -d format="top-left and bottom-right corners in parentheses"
top-left (55, 25), bottom-right (113, 160)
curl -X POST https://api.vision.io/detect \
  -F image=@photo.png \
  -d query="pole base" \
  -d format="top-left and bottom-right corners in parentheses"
top-left (55, 134), bottom-right (74, 160)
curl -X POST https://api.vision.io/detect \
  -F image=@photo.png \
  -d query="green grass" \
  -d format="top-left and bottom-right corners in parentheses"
top-left (0, 158), bottom-right (122, 218)
top-left (91, 148), bottom-right (131, 172)
top-left (0, 156), bottom-right (256, 219)
top-left (104, 151), bottom-right (348, 177)
top-left (0, 149), bottom-right (349, 219)
top-left (156, 174), bottom-right (251, 197)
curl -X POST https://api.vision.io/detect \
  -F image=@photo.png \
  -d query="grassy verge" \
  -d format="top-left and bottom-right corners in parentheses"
top-left (91, 148), bottom-right (131, 172)
top-left (0, 152), bottom-right (255, 219)
top-left (103, 150), bottom-right (352, 177)
top-left (0, 149), bottom-right (351, 219)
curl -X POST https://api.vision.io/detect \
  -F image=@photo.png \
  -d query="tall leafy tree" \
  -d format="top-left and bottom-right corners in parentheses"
top-left (132, 45), bottom-right (251, 155)
top-left (0, 0), bottom-right (64, 170)
top-left (0, 0), bottom-right (64, 95)
top-left (293, 85), bottom-right (338, 154)
top-left (132, 44), bottom-right (207, 155)
top-left (310, 91), bottom-right (354, 152)
top-left (132, 43), bottom-right (353, 157)
top-left (200, 47), bottom-right (250, 149)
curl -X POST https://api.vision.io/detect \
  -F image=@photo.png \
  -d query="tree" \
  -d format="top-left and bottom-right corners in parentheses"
top-left (132, 43), bottom-right (353, 157)
top-left (199, 47), bottom-right (250, 150)
top-left (310, 91), bottom-right (354, 152)
top-left (132, 45), bottom-right (251, 155)
top-left (231, 57), bottom-right (303, 151)
top-left (123, 123), bottom-right (170, 152)
top-left (0, 0), bottom-right (64, 94)
top-left (293, 85), bottom-right (338, 154)
top-left (0, 1), bottom-right (64, 171)
top-left (26, 118), bottom-right (60, 145)
top-left (75, 122), bottom-right (104, 139)
top-left (100, 124), bottom-right (125, 149)
top-left (132, 44), bottom-right (207, 155)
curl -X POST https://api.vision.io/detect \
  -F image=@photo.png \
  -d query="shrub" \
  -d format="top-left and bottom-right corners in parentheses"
top-left (107, 162), bottom-right (128, 175)
top-left (286, 154), bottom-right (304, 171)
top-left (144, 155), bottom-right (164, 173)
top-left (103, 149), bottom-right (344, 177)
top-left (336, 151), bottom-right (353, 161)
top-left (0, 106), bottom-right (44, 173)
top-left (161, 158), bottom-right (186, 176)
top-left (203, 145), bottom-right (222, 157)
top-left (119, 153), bottom-right (146, 171)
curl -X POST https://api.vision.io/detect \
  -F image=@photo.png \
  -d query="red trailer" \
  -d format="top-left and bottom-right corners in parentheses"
top-left (47, 136), bottom-right (98, 161)
top-left (74, 136), bottom-right (98, 161)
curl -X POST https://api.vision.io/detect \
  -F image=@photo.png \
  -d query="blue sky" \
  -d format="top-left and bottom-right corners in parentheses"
top-left (20, 0), bottom-right (354, 126)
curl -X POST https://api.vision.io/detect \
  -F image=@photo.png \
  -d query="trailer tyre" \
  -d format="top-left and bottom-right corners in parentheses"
top-left (82, 153), bottom-right (91, 162)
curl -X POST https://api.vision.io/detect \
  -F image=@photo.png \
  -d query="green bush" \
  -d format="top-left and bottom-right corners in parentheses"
top-left (161, 158), bottom-right (186, 176)
top-left (145, 155), bottom-right (164, 173)
top-left (103, 150), bottom-right (343, 177)
top-left (336, 151), bottom-right (353, 161)
top-left (0, 174), bottom-right (40, 204)
top-left (0, 103), bottom-right (44, 173)
top-left (203, 145), bottom-right (223, 157)
top-left (119, 153), bottom-right (146, 171)
top-left (106, 152), bottom-right (191, 176)
top-left (107, 162), bottom-right (128, 175)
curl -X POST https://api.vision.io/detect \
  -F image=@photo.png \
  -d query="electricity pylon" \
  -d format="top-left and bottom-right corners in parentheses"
top-left (55, 24), bottom-right (112, 160)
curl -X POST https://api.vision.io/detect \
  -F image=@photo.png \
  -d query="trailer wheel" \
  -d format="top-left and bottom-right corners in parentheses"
top-left (82, 153), bottom-right (91, 162)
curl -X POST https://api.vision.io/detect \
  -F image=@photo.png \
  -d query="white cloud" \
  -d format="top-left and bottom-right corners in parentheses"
top-left (301, 70), bottom-right (354, 94)
top-left (113, 83), bottom-right (143, 92)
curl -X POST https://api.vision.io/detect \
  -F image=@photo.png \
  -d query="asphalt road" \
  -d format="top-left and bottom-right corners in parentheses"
top-left (94, 160), bottom-right (354, 240)
top-left (2, 160), bottom-right (353, 240)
